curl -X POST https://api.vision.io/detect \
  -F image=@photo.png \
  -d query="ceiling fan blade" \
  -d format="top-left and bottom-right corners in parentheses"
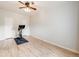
top-left (19, 7), bottom-right (26, 9)
top-left (29, 6), bottom-right (37, 10)
top-left (18, 1), bottom-right (25, 5)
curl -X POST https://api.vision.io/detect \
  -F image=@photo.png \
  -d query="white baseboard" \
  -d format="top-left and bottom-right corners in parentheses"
top-left (31, 35), bottom-right (79, 54)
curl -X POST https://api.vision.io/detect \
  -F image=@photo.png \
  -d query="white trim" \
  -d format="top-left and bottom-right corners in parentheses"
top-left (31, 35), bottom-right (79, 54)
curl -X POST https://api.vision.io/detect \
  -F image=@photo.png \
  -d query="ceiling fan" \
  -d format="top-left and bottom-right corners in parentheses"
top-left (18, 1), bottom-right (37, 12)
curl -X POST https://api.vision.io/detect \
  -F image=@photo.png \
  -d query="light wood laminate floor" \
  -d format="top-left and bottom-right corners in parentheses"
top-left (0, 36), bottom-right (78, 57)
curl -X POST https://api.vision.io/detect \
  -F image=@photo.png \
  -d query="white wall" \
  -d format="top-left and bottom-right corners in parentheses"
top-left (30, 2), bottom-right (79, 51)
top-left (0, 9), bottom-right (30, 40)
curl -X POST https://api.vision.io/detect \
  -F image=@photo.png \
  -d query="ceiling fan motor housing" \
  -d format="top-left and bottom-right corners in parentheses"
top-left (25, 2), bottom-right (30, 7)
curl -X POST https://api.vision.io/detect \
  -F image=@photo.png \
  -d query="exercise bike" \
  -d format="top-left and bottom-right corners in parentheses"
top-left (14, 25), bottom-right (28, 45)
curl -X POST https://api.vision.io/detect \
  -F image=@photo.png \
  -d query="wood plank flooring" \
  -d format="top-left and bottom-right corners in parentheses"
top-left (0, 36), bottom-right (78, 57)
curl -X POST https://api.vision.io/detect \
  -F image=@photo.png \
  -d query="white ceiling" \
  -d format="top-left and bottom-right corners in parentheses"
top-left (0, 1), bottom-right (79, 15)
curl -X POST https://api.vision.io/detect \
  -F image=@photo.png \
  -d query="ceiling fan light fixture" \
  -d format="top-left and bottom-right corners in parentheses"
top-left (24, 8), bottom-right (31, 12)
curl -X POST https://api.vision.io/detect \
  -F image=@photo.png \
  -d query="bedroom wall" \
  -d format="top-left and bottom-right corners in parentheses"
top-left (30, 2), bottom-right (79, 51)
top-left (0, 9), bottom-right (30, 40)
